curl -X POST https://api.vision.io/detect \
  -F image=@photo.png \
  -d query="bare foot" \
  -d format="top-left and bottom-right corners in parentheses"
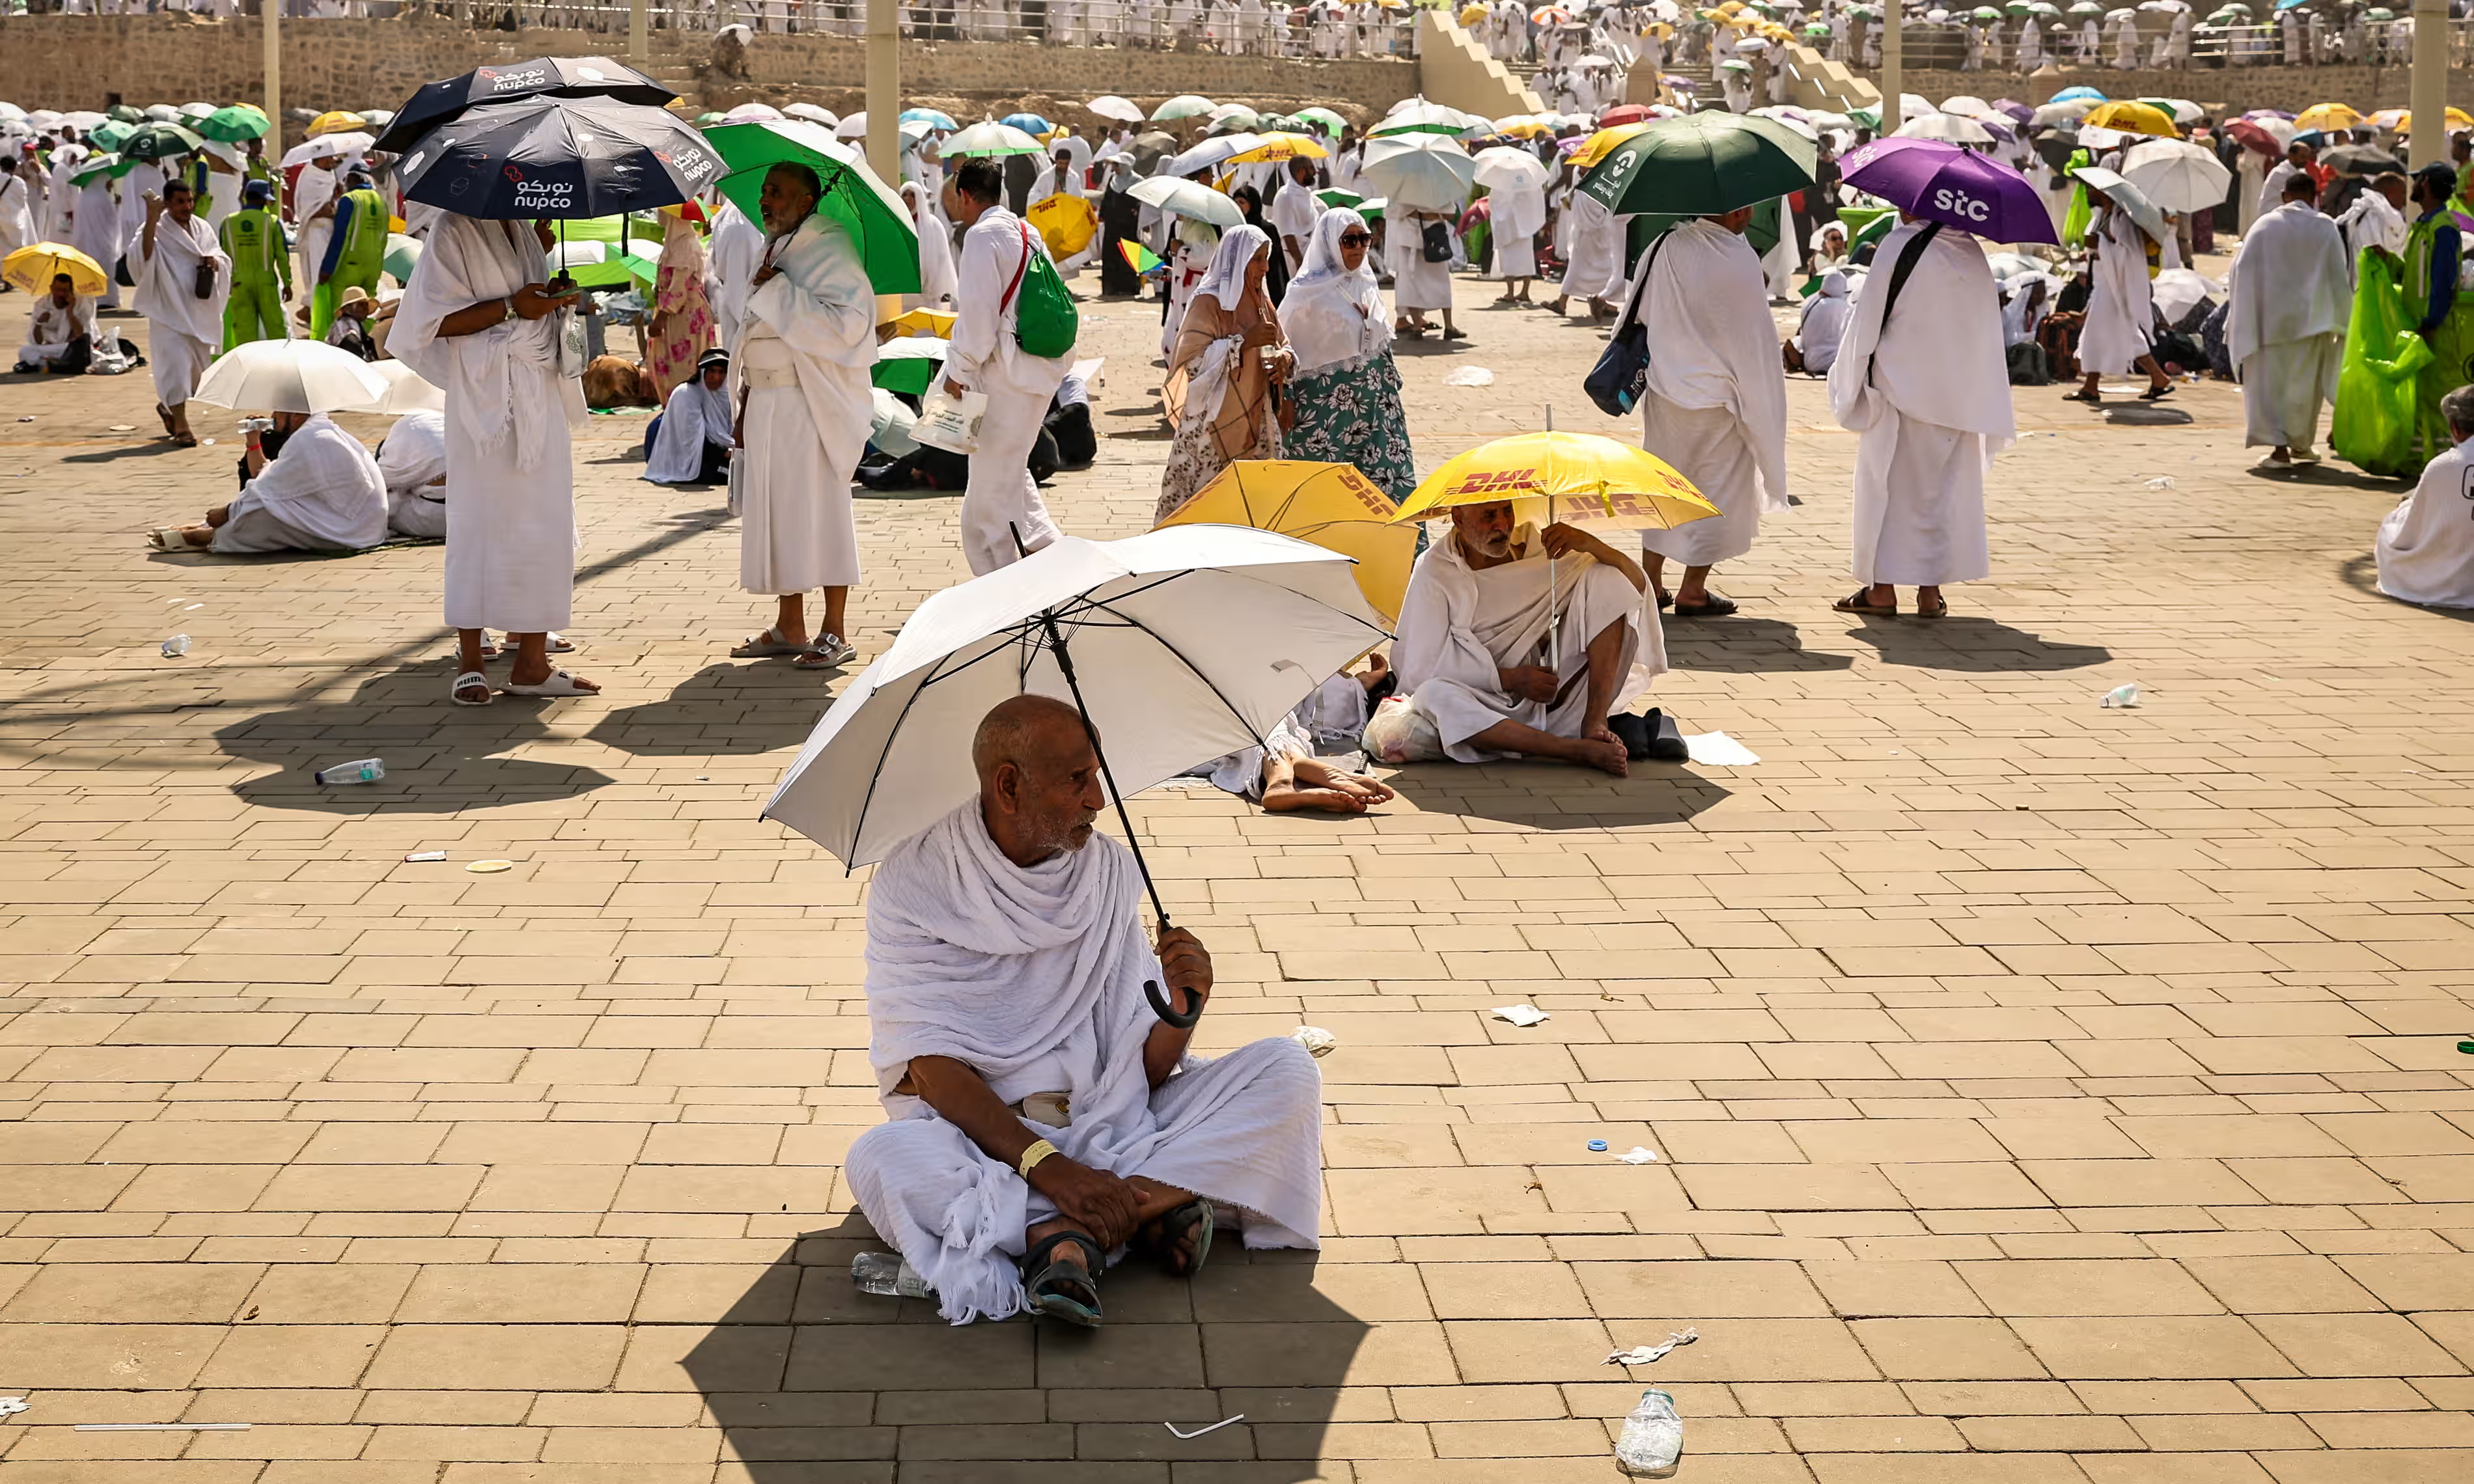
top-left (1263, 782), bottom-right (1370, 814)
top-left (1572, 736), bottom-right (1630, 777)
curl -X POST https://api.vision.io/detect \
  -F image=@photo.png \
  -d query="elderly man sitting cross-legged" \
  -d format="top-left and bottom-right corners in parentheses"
top-left (844, 695), bottom-right (1326, 1327)
top-left (1389, 501), bottom-right (1668, 776)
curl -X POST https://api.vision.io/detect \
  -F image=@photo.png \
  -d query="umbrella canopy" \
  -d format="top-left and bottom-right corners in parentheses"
top-left (1599, 103), bottom-right (1654, 127)
top-left (2119, 137), bottom-right (2232, 213)
top-left (2318, 143), bottom-right (2406, 177)
top-left (197, 103), bottom-right (270, 143)
top-left (1579, 112), bottom-right (1816, 217)
top-left (1491, 115), bottom-right (1557, 139)
top-left (1940, 94), bottom-right (1995, 117)
top-left (2071, 164), bottom-right (2169, 245)
top-left (1153, 461), bottom-right (1415, 625)
top-left (1393, 432), bottom-right (1719, 531)
top-left (1841, 137), bottom-right (2059, 243)
top-left (280, 131), bottom-right (375, 167)
top-left (2051, 85), bottom-right (2108, 103)
top-left (761, 527), bottom-right (1387, 870)
top-left (833, 113), bottom-right (869, 140)
top-left (1150, 95), bottom-right (1218, 122)
top-left (1165, 132), bottom-right (1260, 177)
top-left (939, 121), bottom-right (1048, 158)
top-left (341, 359), bottom-right (447, 417)
top-left (871, 335), bottom-right (949, 396)
top-left (2388, 107), bottom-right (2474, 135)
top-left (1314, 186), bottom-right (1367, 210)
top-left (1208, 103), bottom-right (1262, 131)
top-left (1294, 107), bottom-right (1350, 135)
top-left (1224, 131), bottom-right (1331, 165)
top-left (1359, 132), bottom-right (1479, 212)
top-left (1126, 174), bottom-right (1245, 227)
top-left (191, 338), bottom-right (392, 414)
top-left (1895, 113), bottom-right (1994, 144)
top-left (1128, 130), bottom-right (1178, 171)
top-left (69, 153), bottom-right (137, 188)
top-left (308, 110), bottom-right (367, 138)
top-left (1001, 111), bottom-right (1055, 135)
top-left (398, 96), bottom-right (724, 220)
top-left (2223, 115), bottom-right (2296, 156)
top-left (783, 102), bottom-right (841, 128)
top-left (2083, 100), bottom-right (2177, 137)
top-left (2, 241), bottom-right (108, 297)
top-left (1084, 96), bottom-right (1144, 124)
top-left (374, 57), bottom-right (676, 153)
top-left (382, 232), bottom-right (424, 283)
top-left (1374, 102), bottom-right (1484, 137)
top-left (704, 119), bottom-right (921, 296)
top-left (886, 307), bottom-right (956, 338)
top-left (2029, 96), bottom-right (2103, 128)
top-left (104, 104), bottom-right (141, 123)
top-left (1472, 145), bottom-right (1551, 191)
top-left (901, 107), bottom-right (960, 130)
top-left (119, 122), bottom-right (208, 162)
top-left (1568, 121), bottom-right (1654, 169)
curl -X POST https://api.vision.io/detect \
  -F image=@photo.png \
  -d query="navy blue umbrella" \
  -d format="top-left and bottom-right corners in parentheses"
top-left (374, 57), bottom-right (676, 154)
top-left (398, 94), bottom-right (723, 221)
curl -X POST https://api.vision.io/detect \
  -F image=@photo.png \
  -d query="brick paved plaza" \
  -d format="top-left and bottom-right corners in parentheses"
top-left (3, 264), bottom-right (2473, 1483)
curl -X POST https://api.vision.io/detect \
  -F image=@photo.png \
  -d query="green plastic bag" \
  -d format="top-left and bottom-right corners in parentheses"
top-left (2331, 248), bottom-right (2432, 478)
top-left (1005, 219), bottom-right (1079, 361)
top-left (2061, 149), bottom-right (2093, 250)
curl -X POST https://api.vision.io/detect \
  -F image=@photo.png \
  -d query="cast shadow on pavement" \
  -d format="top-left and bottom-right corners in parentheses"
top-left (215, 663), bottom-right (615, 812)
top-left (1662, 616), bottom-right (1857, 674)
top-left (1840, 614), bottom-right (2112, 672)
top-left (2339, 553), bottom-right (2474, 622)
top-left (1382, 756), bottom-right (1730, 831)
top-left (587, 662), bottom-right (838, 758)
top-left (678, 1213), bottom-right (1370, 1481)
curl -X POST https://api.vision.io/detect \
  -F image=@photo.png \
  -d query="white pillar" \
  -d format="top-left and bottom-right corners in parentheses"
top-left (631, 0), bottom-right (649, 61)
top-left (2408, 0), bottom-right (2447, 170)
top-left (866, 0), bottom-right (898, 184)
top-left (1880, 5), bottom-right (1901, 135)
top-left (264, 0), bottom-right (283, 166)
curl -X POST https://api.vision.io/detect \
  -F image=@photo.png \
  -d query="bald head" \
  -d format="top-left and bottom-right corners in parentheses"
top-left (975, 696), bottom-right (1105, 866)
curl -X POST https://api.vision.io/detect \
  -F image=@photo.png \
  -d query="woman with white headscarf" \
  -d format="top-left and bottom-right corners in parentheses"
top-left (898, 180), bottom-right (958, 310)
top-left (1155, 224), bottom-right (1291, 521)
top-left (1278, 209), bottom-right (1414, 499)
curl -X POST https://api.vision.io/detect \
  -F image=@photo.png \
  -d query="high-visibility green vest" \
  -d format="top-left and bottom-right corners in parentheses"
top-left (331, 187), bottom-right (389, 283)
top-left (221, 206), bottom-right (289, 289)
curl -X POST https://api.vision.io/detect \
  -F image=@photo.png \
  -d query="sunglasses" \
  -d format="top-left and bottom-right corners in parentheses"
top-left (1339, 232), bottom-right (1372, 245)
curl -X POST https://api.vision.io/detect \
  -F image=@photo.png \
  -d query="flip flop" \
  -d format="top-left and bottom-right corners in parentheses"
top-left (1833, 589), bottom-right (1897, 616)
top-left (450, 671), bottom-right (493, 707)
top-left (1671, 594), bottom-right (1738, 618)
top-left (2061, 390), bottom-right (2102, 404)
top-left (1018, 1228), bottom-right (1105, 1326)
top-left (2139, 383), bottom-right (2175, 400)
top-left (499, 668), bottom-right (595, 698)
top-left (1140, 1199), bottom-right (1215, 1279)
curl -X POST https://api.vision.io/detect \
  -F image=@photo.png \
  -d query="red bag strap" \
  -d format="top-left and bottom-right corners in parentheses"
top-left (1000, 219), bottom-right (1034, 313)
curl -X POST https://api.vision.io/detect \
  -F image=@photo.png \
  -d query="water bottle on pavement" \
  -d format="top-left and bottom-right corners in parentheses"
top-left (1614, 1388), bottom-right (1682, 1476)
top-left (313, 759), bottom-right (386, 786)
top-left (2100, 682), bottom-right (2142, 709)
top-left (851, 1252), bottom-right (934, 1299)
top-left (160, 634), bottom-right (191, 658)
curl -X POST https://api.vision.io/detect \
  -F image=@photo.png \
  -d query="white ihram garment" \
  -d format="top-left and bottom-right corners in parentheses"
top-left (844, 798), bottom-right (1325, 1325)
top-left (949, 206), bottom-right (1070, 575)
top-left (643, 376), bottom-right (733, 486)
top-left (706, 200), bottom-right (766, 356)
top-left (390, 213), bottom-right (588, 635)
top-left (379, 409), bottom-right (450, 540)
top-left (1387, 217), bottom-right (1452, 312)
top-left (128, 210), bottom-right (229, 407)
top-left (1393, 526), bottom-right (1667, 762)
top-left (1828, 223), bottom-right (2016, 588)
top-left (2076, 210), bottom-right (2156, 378)
top-left (1633, 219), bottom-right (1790, 568)
top-left (1557, 191), bottom-right (1620, 299)
top-left (2227, 200), bottom-right (2352, 452)
top-left (2375, 443), bottom-right (2474, 609)
top-left (736, 214), bottom-right (875, 595)
top-left (209, 413), bottom-right (389, 554)
top-left (1490, 181), bottom-right (1546, 279)
top-left (0, 171), bottom-right (33, 257)
top-left (19, 294), bottom-right (99, 367)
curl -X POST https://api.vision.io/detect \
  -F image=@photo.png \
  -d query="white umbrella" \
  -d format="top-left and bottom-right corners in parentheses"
top-left (1372, 101), bottom-right (1484, 137)
top-left (1896, 113), bottom-right (1995, 144)
top-left (59, 111), bottom-right (107, 131)
top-left (1359, 132), bottom-right (1479, 212)
top-left (939, 120), bottom-right (1048, 158)
top-left (1166, 132), bottom-right (1262, 178)
top-left (0, 103), bottom-right (24, 123)
top-left (723, 102), bottom-right (785, 124)
top-left (190, 339), bottom-right (391, 415)
top-left (762, 526), bottom-right (1387, 870)
top-left (833, 112), bottom-right (870, 141)
top-left (178, 102), bottom-right (216, 119)
top-left (2072, 165), bottom-right (2170, 246)
top-left (2120, 137), bottom-right (2231, 213)
top-left (1471, 145), bottom-right (1550, 191)
top-left (341, 359), bottom-right (445, 416)
top-left (783, 102), bottom-right (841, 128)
top-left (281, 131), bottom-right (373, 167)
top-left (1126, 174), bottom-right (1244, 227)
top-left (1939, 94), bottom-right (1995, 117)
top-left (1086, 95), bottom-right (1147, 124)
top-left (1150, 95), bottom-right (1218, 123)
top-left (2031, 96), bottom-right (2102, 128)
top-left (142, 103), bottom-right (180, 122)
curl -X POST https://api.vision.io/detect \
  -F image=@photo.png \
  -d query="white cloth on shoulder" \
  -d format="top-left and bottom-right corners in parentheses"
top-left (130, 208), bottom-right (229, 405)
top-left (1392, 523), bottom-right (1667, 762)
top-left (1283, 209), bottom-right (1391, 378)
top-left (736, 212), bottom-right (875, 595)
top-left (844, 798), bottom-right (1325, 1325)
top-left (2375, 441), bottom-right (2474, 609)
top-left (210, 414), bottom-right (388, 554)
top-left (1635, 219), bottom-right (1791, 566)
top-left (1793, 269), bottom-right (1854, 373)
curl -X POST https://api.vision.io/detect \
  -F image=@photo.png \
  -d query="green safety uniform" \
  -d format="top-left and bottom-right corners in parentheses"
top-left (219, 204), bottom-right (292, 351)
top-left (2399, 210), bottom-right (2474, 472)
top-left (312, 186), bottom-right (388, 340)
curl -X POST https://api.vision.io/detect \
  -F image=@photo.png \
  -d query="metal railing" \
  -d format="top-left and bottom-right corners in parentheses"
top-left (1806, 15), bottom-right (2472, 74)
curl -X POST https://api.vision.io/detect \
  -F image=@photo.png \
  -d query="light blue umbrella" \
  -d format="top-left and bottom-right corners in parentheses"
top-left (900, 108), bottom-right (958, 130)
top-left (1001, 112), bottom-right (1053, 135)
top-left (2051, 85), bottom-right (2108, 103)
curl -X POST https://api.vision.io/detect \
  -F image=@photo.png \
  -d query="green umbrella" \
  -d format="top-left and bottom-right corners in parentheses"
top-left (118, 121), bottom-right (207, 162)
top-left (1150, 95), bottom-right (1217, 122)
top-left (705, 118), bottom-right (922, 296)
top-left (1315, 186), bottom-right (1366, 209)
top-left (104, 103), bottom-right (141, 124)
top-left (197, 103), bottom-right (270, 143)
top-left (1630, 194), bottom-right (1786, 262)
top-left (1579, 112), bottom-right (1816, 217)
top-left (1296, 106), bottom-right (1350, 133)
top-left (870, 335), bottom-right (948, 396)
top-left (70, 152), bottom-right (138, 187)
top-left (382, 232), bottom-right (423, 284)
top-left (1804, 21), bottom-right (1831, 34)
top-left (1971, 5), bottom-right (2001, 18)
top-left (564, 252), bottom-right (660, 290)
top-left (87, 120), bottom-right (135, 153)
top-left (938, 120), bottom-right (1049, 158)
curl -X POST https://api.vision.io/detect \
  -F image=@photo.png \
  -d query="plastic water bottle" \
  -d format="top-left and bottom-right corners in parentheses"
top-left (2100, 683), bottom-right (2142, 709)
top-left (160, 634), bottom-right (190, 658)
top-left (313, 759), bottom-right (385, 786)
top-left (851, 1252), bottom-right (934, 1299)
top-left (1614, 1389), bottom-right (1682, 1476)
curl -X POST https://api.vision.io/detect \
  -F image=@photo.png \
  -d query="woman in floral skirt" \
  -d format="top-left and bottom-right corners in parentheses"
top-left (1276, 209), bottom-right (1415, 501)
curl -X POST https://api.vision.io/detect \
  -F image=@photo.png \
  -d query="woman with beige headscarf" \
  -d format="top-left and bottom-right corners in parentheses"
top-left (1154, 224), bottom-right (1291, 522)
top-left (646, 210), bottom-right (717, 402)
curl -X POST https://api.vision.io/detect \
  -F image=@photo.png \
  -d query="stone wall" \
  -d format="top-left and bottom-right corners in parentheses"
top-left (0, 15), bottom-right (1417, 124)
top-left (1879, 63), bottom-right (2474, 117)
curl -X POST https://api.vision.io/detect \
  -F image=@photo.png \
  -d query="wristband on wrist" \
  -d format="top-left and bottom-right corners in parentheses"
top-left (1016, 1138), bottom-right (1061, 1181)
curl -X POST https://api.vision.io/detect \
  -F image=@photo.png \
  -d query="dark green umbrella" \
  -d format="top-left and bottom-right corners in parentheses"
top-left (197, 104), bottom-right (271, 143)
top-left (1579, 112), bottom-right (1816, 217)
top-left (118, 121), bottom-right (207, 162)
top-left (105, 103), bottom-right (143, 124)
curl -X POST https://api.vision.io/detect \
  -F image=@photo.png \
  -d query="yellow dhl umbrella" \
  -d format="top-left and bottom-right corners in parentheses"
top-left (1027, 192), bottom-right (1098, 260)
top-left (2391, 107), bottom-right (2474, 134)
top-left (2294, 102), bottom-right (2361, 133)
top-left (307, 110), bottom-right (368, 138)
top-left (3, 241), bottom-right (109, 298)
top-left (1459, 1), bottom-right (1488, 20)
top-left (885, 307), bottom-right (956, 338)
top-left (1224, 131), bottom-right (1331, 163)
top-left (1155, 460), bottom-right (1417, 625)
top-left (1393, 430), bottom-right (1719, 532)
top-left (1569, 120), bottom-right (1655, 169)
top-left (2081, 100), bottom-right (2179, 138)
top-left (1493, 115), bottom-right (1556, 139)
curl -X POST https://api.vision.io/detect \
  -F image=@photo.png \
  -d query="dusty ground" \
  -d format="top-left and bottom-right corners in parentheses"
top-left (1, 260), bottom-right (2471, 1484)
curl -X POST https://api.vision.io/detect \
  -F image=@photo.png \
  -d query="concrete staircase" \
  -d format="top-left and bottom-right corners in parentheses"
top-left (1416, 10), bottom-right (1546, 118)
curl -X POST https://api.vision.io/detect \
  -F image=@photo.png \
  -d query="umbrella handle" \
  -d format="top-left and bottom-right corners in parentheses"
top-left (1145, 980), bottom-right (1204, 1029)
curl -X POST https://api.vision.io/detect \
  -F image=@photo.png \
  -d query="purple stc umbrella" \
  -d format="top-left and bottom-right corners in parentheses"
top-left (1992, 98), bottom-right (2033, 124)
top-left (1840, 137), bottom-right (2059, 245)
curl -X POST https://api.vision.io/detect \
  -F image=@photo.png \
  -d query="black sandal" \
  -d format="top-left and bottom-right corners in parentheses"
top-left (1018, 1228), bottom-right (1104, 1326)
top-left (1671, 594), bottom-right (1738, 618)
top-left (2139, 383), bottom-right (2176, 400)
top-left (1140, 1200), bottom-right (1214, 1279)
top-left (1833, 588), bottom-right (1897, 616)
top-left (2061, 389), bottom-right (2102, 404)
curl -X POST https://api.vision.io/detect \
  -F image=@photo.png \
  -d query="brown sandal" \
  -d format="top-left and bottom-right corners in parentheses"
top-left (1833, 589), bottom-right (1897, 616)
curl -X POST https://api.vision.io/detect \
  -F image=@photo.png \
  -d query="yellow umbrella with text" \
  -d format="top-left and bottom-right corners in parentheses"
top-left (1154, 460), bottom-right (1417, 626)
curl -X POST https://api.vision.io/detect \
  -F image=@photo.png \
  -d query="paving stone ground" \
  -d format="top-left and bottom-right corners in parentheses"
top-left (2, 258), bottom-right (2472, 1484)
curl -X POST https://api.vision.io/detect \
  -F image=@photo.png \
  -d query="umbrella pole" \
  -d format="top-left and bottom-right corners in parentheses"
top-left (1544, 404), bottom-right (1557, 678)
top-left (1008, 523), bottom-right (1196, 1030)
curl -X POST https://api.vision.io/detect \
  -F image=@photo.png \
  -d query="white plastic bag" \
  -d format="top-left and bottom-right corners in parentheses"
top-left (911, 386), bottom-right (988, 455)
top-left (1359, 694), bottom-right (1442, 764)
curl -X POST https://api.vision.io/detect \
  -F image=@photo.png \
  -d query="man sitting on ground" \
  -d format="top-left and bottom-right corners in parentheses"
top-left (148, 409), bottom-right (387, 555)
top-left (1389, 502), bottom-right (1666, 776)
top-left (844, 695), bottom-right (1324, 1328)
top-left (378, 408), bottom-right (448, 540)
top-left (324, 285), bottom-right (380, 361)
top-left (643, 348), bottom-right (734, 486)
top-left (14, 271), bottom-right (111, 374)
top-left (2375, 385), bottom-right (2474, 608)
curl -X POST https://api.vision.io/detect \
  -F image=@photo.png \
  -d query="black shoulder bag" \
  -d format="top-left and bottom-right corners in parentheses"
top-left (1582, 228), bottom-right (1673, 418)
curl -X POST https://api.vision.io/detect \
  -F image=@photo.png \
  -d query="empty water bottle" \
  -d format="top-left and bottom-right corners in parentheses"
top-left (851, 1252), bottom-right (934, 1299)
top-left (2100, 683), bottom-right (2142, 709)
top-left (160, 634), bottom-right (191, 658)
top-left (313, 759), bottom-right (385, 786)
top-left (1613, 1388), bottom-right (1682, 1476)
